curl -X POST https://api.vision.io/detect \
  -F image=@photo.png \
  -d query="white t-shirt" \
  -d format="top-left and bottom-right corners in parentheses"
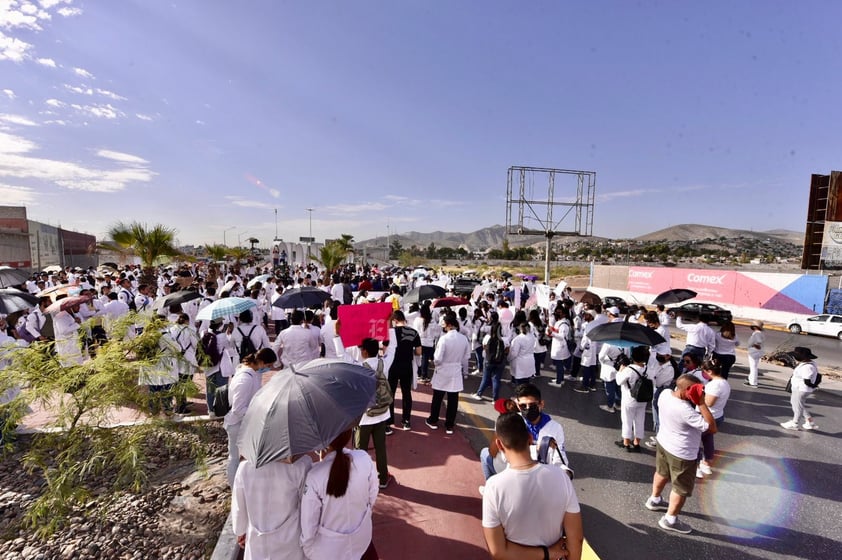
top-left (482, 463), bottom-right (580, 547)
top-left (656, 390), bottom-right (709, 460)
top-left (703, 377), bottom-right (731, 419)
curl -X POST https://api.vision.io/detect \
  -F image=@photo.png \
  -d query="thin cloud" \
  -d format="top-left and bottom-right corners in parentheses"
top-left (0, 113), bottom-right (38, 126)
top-left (224, 196), bottom-right (273, 209)
top-left (57, 7), bottom-right (81, 17)
top-left (0, 31), bottom-right (32, 62)
top-left (2, 89), bottom-right (13, 99)
top-left (73, 67), bottom-right (93, 79)
top-left (320, 202), bottom-right (391, 214)
top-left (0, 130), bottom-right (156, 193)
top-left (135, 113), bottom-right (153, 121)
top-left (36, 57), bottom-right (56, 67)
top-left (96, 88), bottom-right (126, 101)
top-left (597, 189), bottom-right (661, 203)
top-left (0, 183), bottom-right (38, 205)
top-left (45, 98), bottom-right (65, 107)
top-left (64, 84), bottom-right (93, 95)
top-left (70, 103), bottom-right (124, 120)
top-left (96, 150), bottom-right (148, 166)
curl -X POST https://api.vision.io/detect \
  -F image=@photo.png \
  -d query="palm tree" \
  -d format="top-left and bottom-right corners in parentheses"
top-left (335, 233), bottom-right (355, 264)
top-left (314, 242), bottom-right (346, 284)
top-left (229, 246), bottom-right (250, 265)
top-left (247, 237), bottom-right (259, 251)
top-left (104, 222), bottom-right (181, 284)
top-left (204, 244), bottom-right (229, 284)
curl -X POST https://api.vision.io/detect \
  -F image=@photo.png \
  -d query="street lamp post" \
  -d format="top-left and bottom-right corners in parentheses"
top-left (238, 230), bottom-right (249, 248)
top-left (223, 226), bottom-right (235, 246)
top-left (306, 208), bottom-right (314, 264)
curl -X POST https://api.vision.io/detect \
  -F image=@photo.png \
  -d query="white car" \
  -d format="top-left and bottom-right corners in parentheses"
top-left (787, 314), bottom-right (842, 340)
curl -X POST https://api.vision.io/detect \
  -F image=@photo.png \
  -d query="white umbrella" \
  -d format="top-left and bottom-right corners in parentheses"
top-left (196, 297), bottom-right (256, 321)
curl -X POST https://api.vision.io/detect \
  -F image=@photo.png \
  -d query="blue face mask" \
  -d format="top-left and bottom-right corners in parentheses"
top-left (256, 366), bottom-right (270, 374)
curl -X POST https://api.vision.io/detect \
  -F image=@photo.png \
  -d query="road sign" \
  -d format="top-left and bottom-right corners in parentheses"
top-left (299, 236), bottom-right (315, 243)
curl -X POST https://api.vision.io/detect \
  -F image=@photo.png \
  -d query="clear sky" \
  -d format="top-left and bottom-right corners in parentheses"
top-left (1, 1), bottom-right (840, 247)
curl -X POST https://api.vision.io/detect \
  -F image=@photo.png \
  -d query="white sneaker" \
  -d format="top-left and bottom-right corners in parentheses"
top-left (470, 393), bottom-right (483, 401)
top-left (599, 404), bottom-right (615, 413)
top-left (699, 462), bottom-right (712, 476)
top-left (695, 467), bottom-right (704, 479)
top-left (478, 485), bottom-right (485, 496)
top-left (802, 421), bottom-right (818, 430)
top-left (780, 420), bottom-right (800, 430)
top-left (644, 496), bottom-right (668, 511)
top-left (547, 380), bottom-right (563, 387)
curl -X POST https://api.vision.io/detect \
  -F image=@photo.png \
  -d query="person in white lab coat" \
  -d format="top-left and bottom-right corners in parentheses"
top-left (300, 428), bottom-right (378, 560)
top-left (425, 315), bottom-right (470, 434)
top-left (232, 455), bottom-right (312, 560)
top-left (53, 303), bottom-right (84, 367)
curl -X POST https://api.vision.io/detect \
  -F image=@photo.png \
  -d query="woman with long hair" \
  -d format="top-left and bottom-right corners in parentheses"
top-left (300, 428), bottom-right (379, 559)
top-left (548, 306), bottom-right (572, 387)
top-left (528, 309), bottom-right (548, 378)
top-left (470, 307), bottom-right (487, 375)
top-left (413, 305), bottom-right (439, 384)
top-left (697, 358), bottom-right (731, 478)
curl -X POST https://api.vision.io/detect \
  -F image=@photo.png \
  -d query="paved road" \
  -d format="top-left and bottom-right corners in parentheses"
top-left (458, 354), bottom-right (842, 560)
top-left (736, 323), bottom-right (842, 365)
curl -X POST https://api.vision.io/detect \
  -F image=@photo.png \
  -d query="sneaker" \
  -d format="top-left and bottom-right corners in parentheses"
top-left (573, 386), bottom-right (589, 394)
top-left (478, 485), bottom-right (485, 496)
top-left (425, 419), bottom-right (438, 430)
top-left (599, 404), bottom-right (615, 413)
top-left (614, 404), bottom-right (622, 412)
top-left (780, 420), bottom-right (800, 430)
top-left (589, 386), bottom-right (599, 392)
top-left (696, 467), bottom-right (704, 479)
top-left (699, 462), bottom-right (712, 475)
top-left (645, 496), bottom-right (668, 511)
top-left (644, 439), bottom-right (658, 449)
top-left (659, 516), bottom-right (692, 534)
top-left (402, 420), bottom-right (411, 431)
top-left (470, 393), bottom-right (483, 401)
top-left (470, 369), bottom-right (480, 376)
top-left (379, 474), bottom-right (394, 489)
top-left (802, 421), bottom-right (818, 430)
top-left (547, 380), bottom-right (563, 387)
top-left (743, 381), bottom-right (758, 387)
top-left (384, 426), bottom-right (394, 436)
top-left (445, 428), bottom-right (454, 435)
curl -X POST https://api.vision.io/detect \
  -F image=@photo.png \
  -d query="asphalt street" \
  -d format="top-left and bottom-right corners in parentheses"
top-left (459, 351), bottom-right (842, 560)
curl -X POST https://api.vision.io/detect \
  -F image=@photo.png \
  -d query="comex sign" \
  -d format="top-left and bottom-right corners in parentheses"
top-left (686, 273), bottom-right (728, 285)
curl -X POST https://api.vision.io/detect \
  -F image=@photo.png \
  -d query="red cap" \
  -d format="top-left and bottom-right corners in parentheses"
top-left (686, 383), bottom-right (704, 406)
top-left (494, 398), bottom-right (512, 414)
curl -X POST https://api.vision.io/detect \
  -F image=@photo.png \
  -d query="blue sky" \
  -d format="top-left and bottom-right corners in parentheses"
top-left (1, 1), bottom-right (840, 248)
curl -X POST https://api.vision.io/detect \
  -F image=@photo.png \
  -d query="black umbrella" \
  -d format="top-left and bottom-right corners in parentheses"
top-left (0, 266), bottom-right (30, 289)
top-left (402, 284), bottom-right (447, 304)
top-left (578, 291), bottom-right (602, 306)
top-left (500, 271), bottom-right (513, 279)
top-left (272, 286), bottom-right (332, 309)
top-left (652, 288), bottom-right (697, 306)
top-left (152, 290), bottom-right (202, 311)
top-left (0, 288), bottom-right (39, 314)
top-left (587, 318), bottom-right (666, 349)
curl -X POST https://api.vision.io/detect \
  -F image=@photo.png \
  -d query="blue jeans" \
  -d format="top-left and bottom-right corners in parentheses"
top-left (480, 447), bottom-right (496, 480)
top-left (604, 380), bottom-right (620, 407)
top-left (419, 345), bottom-right (435, 380)
top-left (474, 346), bottom-right (484, 372)
top-left (205, 371), bottom-right (227, 412)
top-left (580, 365), bottom-right (597, 389)
top-left (553, 357), bottom-right (572, 383)
top-left (701, 416), bottom-right (723, 461)
top-left (477, 361), bottom-right (505, 400)
top-left (652, 385), bottom-right (668, 433)
top-left (713, 352), bottom-right (736, 379)
top-left (533, 352), bottom-right (547, 376)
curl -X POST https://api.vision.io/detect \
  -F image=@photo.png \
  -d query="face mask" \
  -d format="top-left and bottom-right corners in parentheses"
top-left (519, 403), bottom-right (541, 422)
top-left (656, 355), bottom-right (668, 364)
top-left (256, 366), bottom-right (270, 374)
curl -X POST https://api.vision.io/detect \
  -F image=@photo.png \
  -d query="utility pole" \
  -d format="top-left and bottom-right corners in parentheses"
top-left (274, 208), bottom-right (279, 241)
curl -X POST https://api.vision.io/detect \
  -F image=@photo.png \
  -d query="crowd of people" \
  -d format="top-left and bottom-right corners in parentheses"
top-left (0, 259), bottom-right (825, 557)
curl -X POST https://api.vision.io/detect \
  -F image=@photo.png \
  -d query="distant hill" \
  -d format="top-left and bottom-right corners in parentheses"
top-left (635, 224), bottom-right (803, 245)
top-left (357, 224), bottom-right (804, 250)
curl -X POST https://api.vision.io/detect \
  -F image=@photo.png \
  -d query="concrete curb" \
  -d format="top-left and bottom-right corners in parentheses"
top-left (210, 512), bottom-right (241, 560)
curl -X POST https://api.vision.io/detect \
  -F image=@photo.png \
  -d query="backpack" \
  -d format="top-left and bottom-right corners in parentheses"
top-left (805, 372), bottom-right (823, 389)
top-left (536, 436), bottom-right (574, 479)
top-left (236, 326), bottom-right (258, 360)
top-left (364, 358), bottom-right (393, 417)
top-left (16, 321), bottom-right (36, 343)
top-left (201, 331), bottom-right (223, 366)
top-left (121, 289), bottom-right (137, 311)
top-left (486, 324), bottom-right (506, 365)
top-left (627, 365), bottom-right (654, 403)
top-left (613, 351), bottom-right (631, 371)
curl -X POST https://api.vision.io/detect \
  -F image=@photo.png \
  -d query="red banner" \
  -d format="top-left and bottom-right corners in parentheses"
top-left (337, 303), bottom-right (393, 347)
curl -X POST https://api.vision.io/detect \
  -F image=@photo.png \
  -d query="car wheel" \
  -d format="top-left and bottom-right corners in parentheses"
top-left (788, 325), bottom-right (802, 334)
top-left (837, 331), bottom-right (842, 341)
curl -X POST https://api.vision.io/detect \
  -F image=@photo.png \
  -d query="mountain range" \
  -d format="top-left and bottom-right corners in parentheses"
top-left (356, 224), bottom-right (804, 250)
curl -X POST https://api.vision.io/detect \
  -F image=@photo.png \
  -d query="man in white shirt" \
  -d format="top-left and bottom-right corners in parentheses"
top-left (272, 310), bottom-right (319, 369)
top-left (354, 336), bottom-right (396, 489)
top-left (676, 314), bottom-right (715, 368)
top-left (644, 374), bottom-right (715, 534)
top-left (425, 315), bottom-right (470, 435)
top-left (482, 412), bottom-right (583, 560)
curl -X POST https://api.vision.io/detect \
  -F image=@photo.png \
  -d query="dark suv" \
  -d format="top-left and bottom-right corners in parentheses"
top-left (602, 296), bottom-right (629, 315)
top-left (667, 302), bottom-right (733, 325)
top-left (452, 276), bottom-right (482, 298)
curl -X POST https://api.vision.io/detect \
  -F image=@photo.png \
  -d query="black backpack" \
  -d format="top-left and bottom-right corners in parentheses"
top-left (486, 324), bottom-right (506, 365)
top-left (627, 365), bottom-right (654, 403)
top-left (212, 385), bottom-right (231, 417)
top-left (201, 331), bottom-right (222, 366)
top-left (537, 436), bottom-right (574, 479)
top-left (237, 326), bottom-right (258, 360)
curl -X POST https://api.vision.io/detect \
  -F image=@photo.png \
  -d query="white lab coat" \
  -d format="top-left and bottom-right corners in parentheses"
top-left (431, 329), bottom-right (470, 393)
top-left (300, 449), bottom-right (378, 560)
top-left (53, 310), bottom-right (84, 366)
top-left (508, 332), bottom-right (536, 380)
top-left (232, 458), bottom-right (313, 560)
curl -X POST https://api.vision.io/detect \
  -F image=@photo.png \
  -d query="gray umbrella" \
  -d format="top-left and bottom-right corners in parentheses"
top-left (238, 358), bottom-right (377, 468)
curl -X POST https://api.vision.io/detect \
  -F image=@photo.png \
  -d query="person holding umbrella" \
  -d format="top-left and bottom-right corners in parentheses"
top-left (224, 347), bottom-right (277, 486)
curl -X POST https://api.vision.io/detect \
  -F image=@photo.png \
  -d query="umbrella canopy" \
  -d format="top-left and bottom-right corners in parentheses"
top-left (652, 289), bottom-right (698, 305)
top-left (0, 266), bottom-right (30, 288)
top-left (220, 280), bottom-right (240, 294)
top-left (587, 319), bottom-right (666, 349)
top-left (152, 290), bottom-right (202, 312)
top-left (238, 359), bottom-right (377, 467)
top-left (500, 271), bottom-right (513, 279)
top-left (45, 294), bottom-right (92, 314)
top-left (37, 284), bottom-right (81, 301)
top-left (411, 269), bottom-right (429, 278)
top-left (272, 286), bottom-right (332, 309)
top-left (195, 297), bottom-right (257, 321)
top-left (247, 274), bottom-right (272, 289)
top-left (0, 288), bottom-right (39, 314)
top-left (578, 291), bottom-right (602, 306)
top-left (402, 284), bottom-right (447, 304)
top-left (432, 296), bottom-right (470, 308)
top-left (43, 265), bottom-right (63, 273)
